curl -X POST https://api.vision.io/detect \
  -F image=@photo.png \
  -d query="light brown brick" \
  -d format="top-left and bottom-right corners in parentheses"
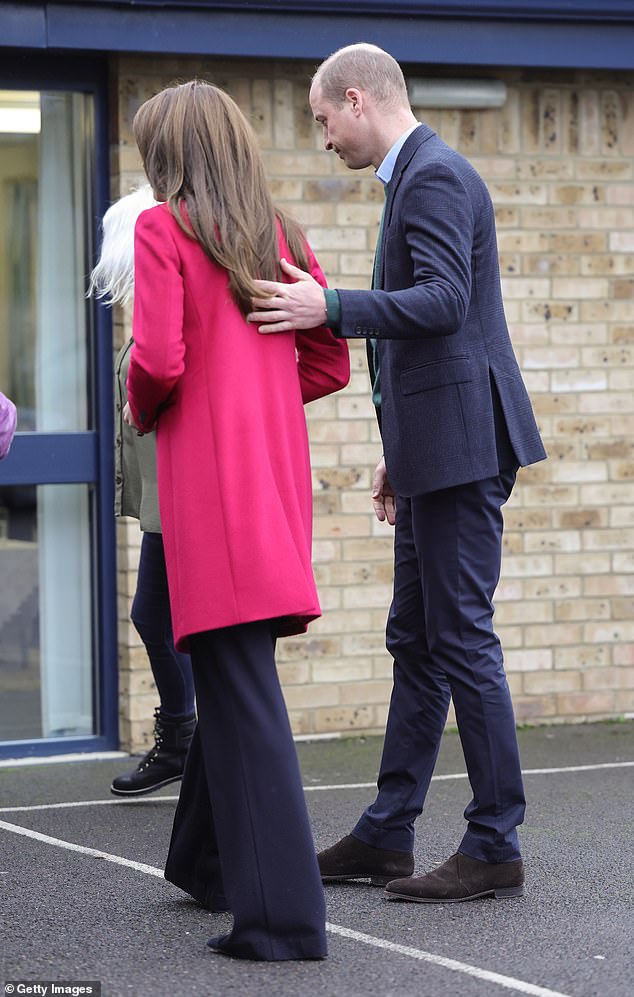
top-left (583, 667), bottom-right (631, 691)
top-left (496, 601), bottom-right (553, 625)
top-left (575, 159), bottom-right (631, 180)
top-left (614, 644), bottom-right (634, 665)
top-left (554, 598), bottom-right (610, 621)
top-left (524, 577), bottom-right (582, 600)
top-left (556, 692), bottom-right (616, 716)
top-left (554, 644), bottom-right (610, 670)
top-left (314, 705), bottom-right (376, 732)
top-left (524, 671), bottom-right (581, 694)
top-left (339, 680), bottom-right (393, 705)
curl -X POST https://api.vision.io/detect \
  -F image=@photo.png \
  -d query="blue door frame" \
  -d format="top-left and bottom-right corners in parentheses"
top-left (0, 53), bottom-right (118, 759)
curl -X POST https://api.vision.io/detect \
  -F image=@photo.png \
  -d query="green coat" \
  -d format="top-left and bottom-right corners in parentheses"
top-left (114, 337), bottom-right (161, 532)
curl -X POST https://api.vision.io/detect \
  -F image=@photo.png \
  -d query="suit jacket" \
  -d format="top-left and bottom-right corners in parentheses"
top-left (336, 124), bottom-right (546, 496)
top-left (127, 204), bottom-right (350, 650)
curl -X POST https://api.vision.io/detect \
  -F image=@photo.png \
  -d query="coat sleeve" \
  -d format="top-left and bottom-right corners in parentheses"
top-left (127, 207), bottom-right (185, 432)
top-left (294, 244), bottom-right (350, 404)
top-left (0, 390), bottom-right (17, 460)
top-left (336, 163), bottom-right (474, 340)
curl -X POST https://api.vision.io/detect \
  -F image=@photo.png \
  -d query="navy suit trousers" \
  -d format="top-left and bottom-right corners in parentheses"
top-left (353, 470), bottom-right (526, 863)
top-left (164, 620), bottom-right (327, 961)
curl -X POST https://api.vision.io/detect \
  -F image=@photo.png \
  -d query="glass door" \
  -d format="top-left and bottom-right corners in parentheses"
top-left (0, 64), bottom-right (117, 757)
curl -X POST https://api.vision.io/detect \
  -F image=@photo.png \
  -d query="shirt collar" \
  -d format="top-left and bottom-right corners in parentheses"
top-left (375, 123), bottom-right (421, 186)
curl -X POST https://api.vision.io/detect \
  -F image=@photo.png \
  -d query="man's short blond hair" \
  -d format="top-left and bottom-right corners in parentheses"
top-left (313, 43), bottom-right (409, 109)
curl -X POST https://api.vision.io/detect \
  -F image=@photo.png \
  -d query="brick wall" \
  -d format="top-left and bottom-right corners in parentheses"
top-left (111, 55), bottom-right (634, 751)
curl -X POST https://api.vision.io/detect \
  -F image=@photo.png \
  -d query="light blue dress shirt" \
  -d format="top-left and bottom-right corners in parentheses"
top-left (375, 122), bottom-right (421, 186)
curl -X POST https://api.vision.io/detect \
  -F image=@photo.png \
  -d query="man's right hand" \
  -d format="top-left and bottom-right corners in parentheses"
top-left (371, 456), bottom-right (396, 525)
top-left (248, 259), bottom-right (327, 333)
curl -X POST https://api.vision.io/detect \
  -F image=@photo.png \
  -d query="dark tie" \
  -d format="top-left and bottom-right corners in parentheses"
top-left (370, 180), bottom-right (391, 407)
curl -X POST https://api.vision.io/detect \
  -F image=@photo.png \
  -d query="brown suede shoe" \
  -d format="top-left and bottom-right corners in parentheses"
top-left (385, 852), bottom-right (525, 903)
top-left (317, 834), bottom-right (414, 886)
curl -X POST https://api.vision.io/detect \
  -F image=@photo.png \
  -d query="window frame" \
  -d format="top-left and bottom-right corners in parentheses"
top-left (0, 53), bottom-right (118, 759)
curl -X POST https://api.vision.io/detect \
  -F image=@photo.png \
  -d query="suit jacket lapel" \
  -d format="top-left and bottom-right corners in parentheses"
top-left (372, 122), bottom-right (439, 381)
top-left (384, 122), bottom-right (436, 228)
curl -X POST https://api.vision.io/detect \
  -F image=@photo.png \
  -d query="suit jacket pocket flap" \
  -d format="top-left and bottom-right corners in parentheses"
top-left (400, 356), bottom-right (472, 395)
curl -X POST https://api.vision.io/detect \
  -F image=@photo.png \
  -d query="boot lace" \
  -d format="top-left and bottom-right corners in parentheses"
top-left (137, 708), bottom-right (164, 771)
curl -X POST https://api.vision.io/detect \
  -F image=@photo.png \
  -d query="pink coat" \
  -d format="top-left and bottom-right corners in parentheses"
top-left (127, 203), bottom-right (349, 650)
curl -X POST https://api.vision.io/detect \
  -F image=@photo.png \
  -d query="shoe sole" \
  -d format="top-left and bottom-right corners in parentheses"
top-left (321, 874), bottom-right (409, 887)
top-left (385, 885), bottom-right (525, 903)
top-left (110, 774), bottom-right (183, 797)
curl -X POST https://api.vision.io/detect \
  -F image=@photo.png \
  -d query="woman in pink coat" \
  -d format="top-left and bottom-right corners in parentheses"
top-left (126, 81), bottom-right (349, 962)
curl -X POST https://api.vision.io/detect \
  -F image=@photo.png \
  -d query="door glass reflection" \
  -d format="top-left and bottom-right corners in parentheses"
top-left (0, 483), bottom-right (95, 741)
top-left (0, 87), bottom-right (97, 748)
top-left (0, 89), bottom-right (93, 432)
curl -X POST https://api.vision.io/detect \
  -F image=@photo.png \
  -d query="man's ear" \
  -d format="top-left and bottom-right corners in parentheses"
top-left (344, 87), bottom-right (364, 115)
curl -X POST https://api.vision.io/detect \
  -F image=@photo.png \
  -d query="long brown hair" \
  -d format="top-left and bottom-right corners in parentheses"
top-left (133, 80), bottom-right (308, 316)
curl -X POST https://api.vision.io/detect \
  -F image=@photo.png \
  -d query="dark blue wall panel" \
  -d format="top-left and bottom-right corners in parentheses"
top-left (0, 434), bottom-right (98, 486)
top-left (0, 3), bottom-right (45, 46)
top-left (2, 1), bottom-right (634, 69)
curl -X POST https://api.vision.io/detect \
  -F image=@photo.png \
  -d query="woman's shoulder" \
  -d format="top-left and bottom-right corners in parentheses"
top-left (136, 200), bottom-right (172, 232)
top-left (135, 202), bottom-right (191, 254)
top-left (137, 201), bottom-right (204, 252)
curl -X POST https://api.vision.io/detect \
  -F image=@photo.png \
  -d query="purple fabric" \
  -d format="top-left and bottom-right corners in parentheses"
top-left (0, 390), bottom-right (17, 460)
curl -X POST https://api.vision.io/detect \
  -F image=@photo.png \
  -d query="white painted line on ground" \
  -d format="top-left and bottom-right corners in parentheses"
top-left (326, 923), bottom-right (574, 997)
top-left (0, 818), bottom-right (574, 997)
top-left (0, 752), bottom-right (126, 768)
top-left (0, 797), bottom-right (177, 813)
top-left (0, 818), bottom-right (164, 877)
top-left (0, 760), bottom-right (632, 814)
top-left (305, 759), bottom-right (634, 790)
top-left (517, 761), bottom-right (634, 775)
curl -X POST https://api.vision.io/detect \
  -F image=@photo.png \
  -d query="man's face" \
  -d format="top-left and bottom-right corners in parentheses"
top-left (309, 83), bottom-right (373, 170)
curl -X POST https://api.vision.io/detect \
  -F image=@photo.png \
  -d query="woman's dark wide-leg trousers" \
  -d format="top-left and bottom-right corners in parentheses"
top-left (164, 619), bottom-right (327, 961)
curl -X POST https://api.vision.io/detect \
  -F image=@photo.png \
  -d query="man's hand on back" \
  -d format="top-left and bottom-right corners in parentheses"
top-left (248, 259), bottom-right (327, 333)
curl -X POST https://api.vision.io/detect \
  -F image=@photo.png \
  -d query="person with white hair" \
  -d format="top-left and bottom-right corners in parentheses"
top-left (90, 185), bottom-right (197, 797)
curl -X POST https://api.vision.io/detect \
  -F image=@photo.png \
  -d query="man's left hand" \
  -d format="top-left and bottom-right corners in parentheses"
top-left (248, 258), bottom-right (326, 333)
top-left (372, 456), bottom-right (396, 525)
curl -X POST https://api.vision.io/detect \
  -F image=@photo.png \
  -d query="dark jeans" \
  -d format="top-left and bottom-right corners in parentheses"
top-left (354, 470), bottom-right (525, 863)
top-left (130, 531), bottom-right (195, 718)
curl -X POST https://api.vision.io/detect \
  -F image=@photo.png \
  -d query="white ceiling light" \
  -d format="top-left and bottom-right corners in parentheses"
top-left (407, 79), bottom-right (507, 109)
top-left (0, 91), bottom-right (41, 134)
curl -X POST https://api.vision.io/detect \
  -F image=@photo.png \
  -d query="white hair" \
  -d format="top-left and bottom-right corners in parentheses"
top-left (89, 184), bottom-right (158, 305)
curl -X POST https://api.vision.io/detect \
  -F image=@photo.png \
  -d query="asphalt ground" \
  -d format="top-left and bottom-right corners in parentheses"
top-left (0, 721), bottom-right (632, 997)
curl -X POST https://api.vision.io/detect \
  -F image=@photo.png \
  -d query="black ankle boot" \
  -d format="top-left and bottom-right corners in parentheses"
top-left (110, 708), bottom-right (196, 797)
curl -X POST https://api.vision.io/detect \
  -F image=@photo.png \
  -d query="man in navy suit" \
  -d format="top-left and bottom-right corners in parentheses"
top-left (249, 43), bottom-right (546, 903)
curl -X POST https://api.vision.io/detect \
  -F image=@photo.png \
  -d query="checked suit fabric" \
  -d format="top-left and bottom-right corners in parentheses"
top-left (370, 180), bottom-right (392, 407)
